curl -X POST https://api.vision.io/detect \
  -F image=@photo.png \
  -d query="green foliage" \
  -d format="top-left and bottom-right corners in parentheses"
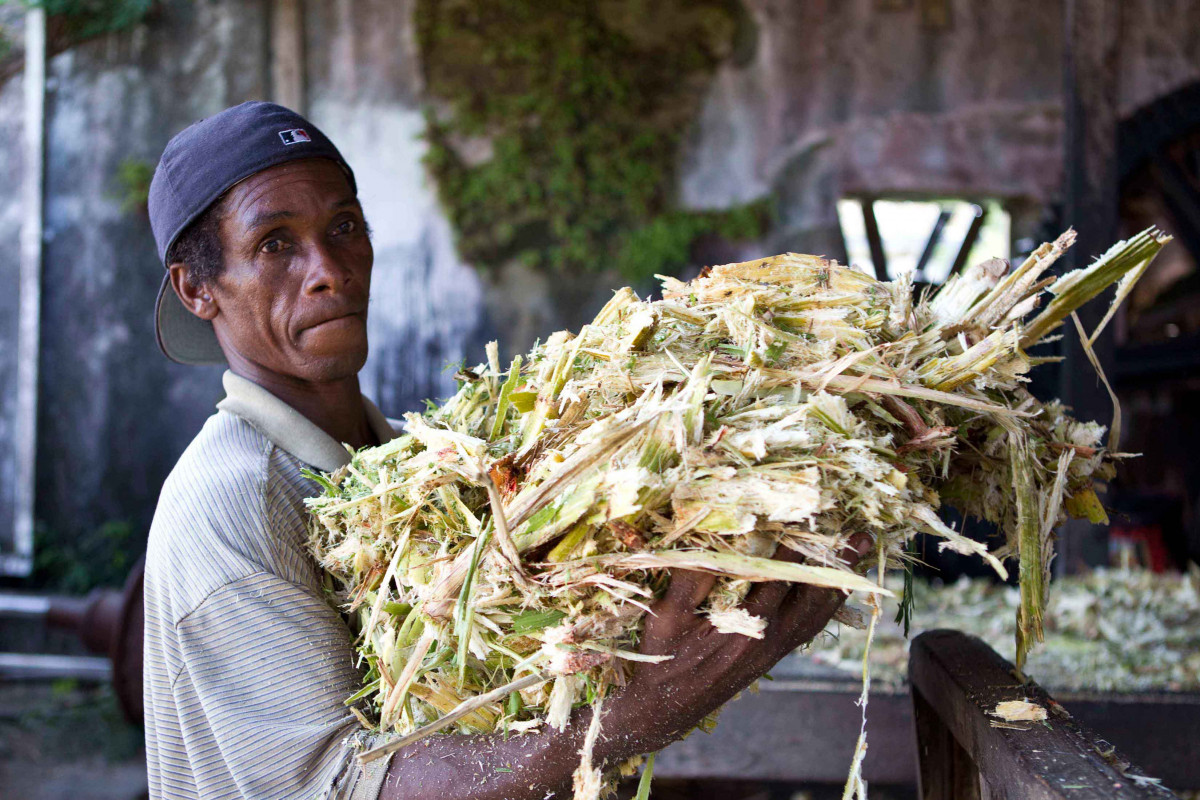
top-left (895, 535), bottom-right (919, 637)
top-left (9, 0), bottom-right (153, 38)
top-left (416, 0), bottom-right (769, 283)
top-left (113, 157), bottom-right (153, 213)
top-left (33, 519), bottom-right (136, 593)
top-left (12, 683), bottom-right (142, 761)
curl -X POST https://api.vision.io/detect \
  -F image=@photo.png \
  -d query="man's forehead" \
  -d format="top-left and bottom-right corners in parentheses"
top-left (225, 158), bottom-right (358, 221)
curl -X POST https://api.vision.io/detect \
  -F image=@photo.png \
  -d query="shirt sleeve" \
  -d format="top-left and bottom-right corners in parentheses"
top-left (173, 571), bottom-right (393, 800)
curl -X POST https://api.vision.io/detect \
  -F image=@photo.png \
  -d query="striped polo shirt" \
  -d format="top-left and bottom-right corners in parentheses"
top-left (144, 371), bottom-right (397, 799)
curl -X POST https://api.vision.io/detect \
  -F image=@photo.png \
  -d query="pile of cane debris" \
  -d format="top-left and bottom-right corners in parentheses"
top-left (816, 567), bottom-right (1200, 693)
top-left (307, 228), bottom-right (1169, 798)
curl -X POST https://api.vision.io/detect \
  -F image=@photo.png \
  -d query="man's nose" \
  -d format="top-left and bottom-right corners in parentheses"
top-left (302, 242), bottom-right (356, 294)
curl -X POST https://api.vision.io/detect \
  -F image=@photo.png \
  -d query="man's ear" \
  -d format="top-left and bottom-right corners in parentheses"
top-left (168, 263), bottom-right (219, 322)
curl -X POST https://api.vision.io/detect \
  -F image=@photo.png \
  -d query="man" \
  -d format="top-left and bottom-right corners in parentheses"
top-left (143, 101), bottom-right (865, 800)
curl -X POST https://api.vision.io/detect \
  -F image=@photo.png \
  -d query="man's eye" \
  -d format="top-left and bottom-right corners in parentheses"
top-left (261, 238), bottom-right (286, 254)
top-left (334, 219), bottom-right (357, 235)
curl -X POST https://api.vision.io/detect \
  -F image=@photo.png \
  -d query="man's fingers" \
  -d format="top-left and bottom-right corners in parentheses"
top-left (772, 533), bottom-right (873, 647)
top-left (658, 568), bottom-right (717, 612)
top-left (842, 533), bottom-right (873, 567)
top-left (741, 545), bottom-right (804, 616)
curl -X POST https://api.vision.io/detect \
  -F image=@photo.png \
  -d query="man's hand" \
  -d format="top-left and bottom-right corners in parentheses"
top-left (381, 535), bottom-right (872, 800)
top-left (600, 534), bottom-right (873, 755)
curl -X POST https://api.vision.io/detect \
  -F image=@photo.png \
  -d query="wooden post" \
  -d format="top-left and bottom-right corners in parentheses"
top-left (5, 7), bottom-right (47, 577)
top-left (1057, 0), bottom-right (1121, 573)
top-left (270, 0), bottom-right (306, 113)
top-left (910, 630), bottom-right (1178, 800)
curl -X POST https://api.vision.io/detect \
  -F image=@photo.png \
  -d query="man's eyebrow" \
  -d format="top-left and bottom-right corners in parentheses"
top-left (245, 198), bottom-right (360, 231)
top-left (246, 209), bottom-right (295, 231)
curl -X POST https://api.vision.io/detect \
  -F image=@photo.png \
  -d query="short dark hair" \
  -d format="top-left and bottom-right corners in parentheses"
top-left (164, 198), bottom-right (226, 288)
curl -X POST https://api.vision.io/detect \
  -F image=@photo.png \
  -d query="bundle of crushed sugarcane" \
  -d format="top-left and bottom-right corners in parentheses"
top-left (306, 228), bottom-right (1169, 797)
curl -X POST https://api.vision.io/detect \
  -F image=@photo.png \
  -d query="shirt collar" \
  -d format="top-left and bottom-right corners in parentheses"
top-left (215, 370), bottom-right (396, 472)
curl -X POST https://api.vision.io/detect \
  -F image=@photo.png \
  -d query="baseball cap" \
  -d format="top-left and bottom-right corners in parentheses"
top-left (148, 101), bottom-right (357, 365)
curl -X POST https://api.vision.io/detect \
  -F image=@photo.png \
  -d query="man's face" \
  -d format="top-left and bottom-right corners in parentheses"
top-left (206, 158), bottom-right (372, 383)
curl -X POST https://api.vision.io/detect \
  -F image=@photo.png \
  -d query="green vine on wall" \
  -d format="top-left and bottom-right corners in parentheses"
top-left (13, 0), bottom-right (153, 38)
top-left (416, 0), bottom-right (770, 283)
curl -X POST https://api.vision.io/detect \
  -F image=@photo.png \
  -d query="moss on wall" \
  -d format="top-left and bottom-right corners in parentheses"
top-left (14, 0), bottom-right (153, 38)
top-left (416, 0), bottom-right (769, 283)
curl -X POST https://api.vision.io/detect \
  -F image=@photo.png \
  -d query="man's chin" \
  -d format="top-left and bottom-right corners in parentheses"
top-left (304, 351), bottom-right (369, 383)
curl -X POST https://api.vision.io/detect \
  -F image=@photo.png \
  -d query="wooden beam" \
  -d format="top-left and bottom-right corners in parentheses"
top-left (1057, 0), bottom-right (1121, 573)
top-left (270, 0), bottom-right (306, 113)
top-left (1149, 153), bottom-right (1200, 267)
top-left (910, 630), bottom-right (1178, 800)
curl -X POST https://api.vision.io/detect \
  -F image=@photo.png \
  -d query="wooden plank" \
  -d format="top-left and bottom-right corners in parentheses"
top-left (1057, 0), bottom-right (1122, 572)
top-left (909, 630), bottom-right (1178, 799)
top-left (913, 685), bottom-right (983, 800)
top-left (651, 668), bottom-right (1199, 788)
top-left (270, 0), bottom-right (306, 112)
top-left (654, 679), bottom-right (916, 785)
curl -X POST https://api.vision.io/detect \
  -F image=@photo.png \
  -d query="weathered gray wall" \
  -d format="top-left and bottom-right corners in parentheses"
top-left (3, 0), bottom-right (1200, 571)
top-left (303, 0), bottom-right (491, 413)
top-left (683, 0), bottom-right (1066, 259)
top-left (31, 0), bottom-right (265, 550)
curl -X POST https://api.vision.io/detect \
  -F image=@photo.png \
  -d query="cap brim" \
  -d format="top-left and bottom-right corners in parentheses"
top-left (155, 273), bottom-right (227, 365)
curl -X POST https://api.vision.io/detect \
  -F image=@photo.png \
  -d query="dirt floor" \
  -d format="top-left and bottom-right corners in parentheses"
top-left (0, 681), bottom-right (147, 800)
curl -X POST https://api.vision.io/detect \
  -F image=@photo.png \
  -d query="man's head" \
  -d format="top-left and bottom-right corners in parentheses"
top-left (149, 102), bottom-right (370, 382)
top-left (167, 158), bottom-right (373, 383)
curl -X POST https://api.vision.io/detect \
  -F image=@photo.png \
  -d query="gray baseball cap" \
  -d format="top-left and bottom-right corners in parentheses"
top-left (148, 101), bottom-right (357, 365)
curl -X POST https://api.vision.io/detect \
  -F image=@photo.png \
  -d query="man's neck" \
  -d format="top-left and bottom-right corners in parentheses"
top-left (228, 362), bottom-right (380, 450)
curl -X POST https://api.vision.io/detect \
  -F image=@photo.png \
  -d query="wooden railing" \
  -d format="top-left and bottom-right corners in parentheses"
top-left (910, 629), bottom-right (1179, 799)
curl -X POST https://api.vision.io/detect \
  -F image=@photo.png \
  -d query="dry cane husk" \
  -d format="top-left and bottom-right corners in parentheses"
top-left (306, 228), bottom-right (1171, 798)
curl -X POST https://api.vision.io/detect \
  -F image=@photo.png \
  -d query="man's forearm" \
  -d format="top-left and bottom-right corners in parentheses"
top-left (378, 700), bottom-right (653, 800)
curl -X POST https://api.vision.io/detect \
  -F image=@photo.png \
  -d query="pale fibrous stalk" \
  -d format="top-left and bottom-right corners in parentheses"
top-left (306, 228), bottom-right (1170, 798)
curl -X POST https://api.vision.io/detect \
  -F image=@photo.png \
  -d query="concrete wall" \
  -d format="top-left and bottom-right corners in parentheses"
top-left (2, 0), bottom-right (1200, 572)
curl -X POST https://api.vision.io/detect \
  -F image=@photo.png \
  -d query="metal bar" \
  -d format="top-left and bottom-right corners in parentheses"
top-left (861, 197), bottom-right (889, 281)
top-left (6, 7), bottom-right (46, 578)
top-left (948, 204), bottom-right (986, 277)
top-left (909, 630), bottom-right (1175, 799)
top-left (0, 593), bottom-right (52, 618)
top-left (915, 208), bottom-right (952, 279)
top-left (0, 653), bottom-right (112, 682)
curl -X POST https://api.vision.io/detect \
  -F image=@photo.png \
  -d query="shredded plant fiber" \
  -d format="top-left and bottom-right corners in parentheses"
top-left (306, 228), bottom-right (1169, 797)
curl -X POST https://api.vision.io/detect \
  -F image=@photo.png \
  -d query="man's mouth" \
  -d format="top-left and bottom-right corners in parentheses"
top-left (303, 309), bottom-right (365, 334)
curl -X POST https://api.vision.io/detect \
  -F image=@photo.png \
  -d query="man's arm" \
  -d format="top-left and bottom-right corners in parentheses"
top-left (379, 538), bottom-right (870, 800)
top-left (171, 571), bottom-right (377, 799)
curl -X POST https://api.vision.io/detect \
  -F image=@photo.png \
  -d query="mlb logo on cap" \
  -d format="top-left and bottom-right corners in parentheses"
top-left (278, 128), bottom-right (312, 146)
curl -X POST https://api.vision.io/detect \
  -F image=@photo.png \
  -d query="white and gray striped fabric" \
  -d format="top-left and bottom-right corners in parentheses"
top-left (144, 371), bottom-right (397, 799)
